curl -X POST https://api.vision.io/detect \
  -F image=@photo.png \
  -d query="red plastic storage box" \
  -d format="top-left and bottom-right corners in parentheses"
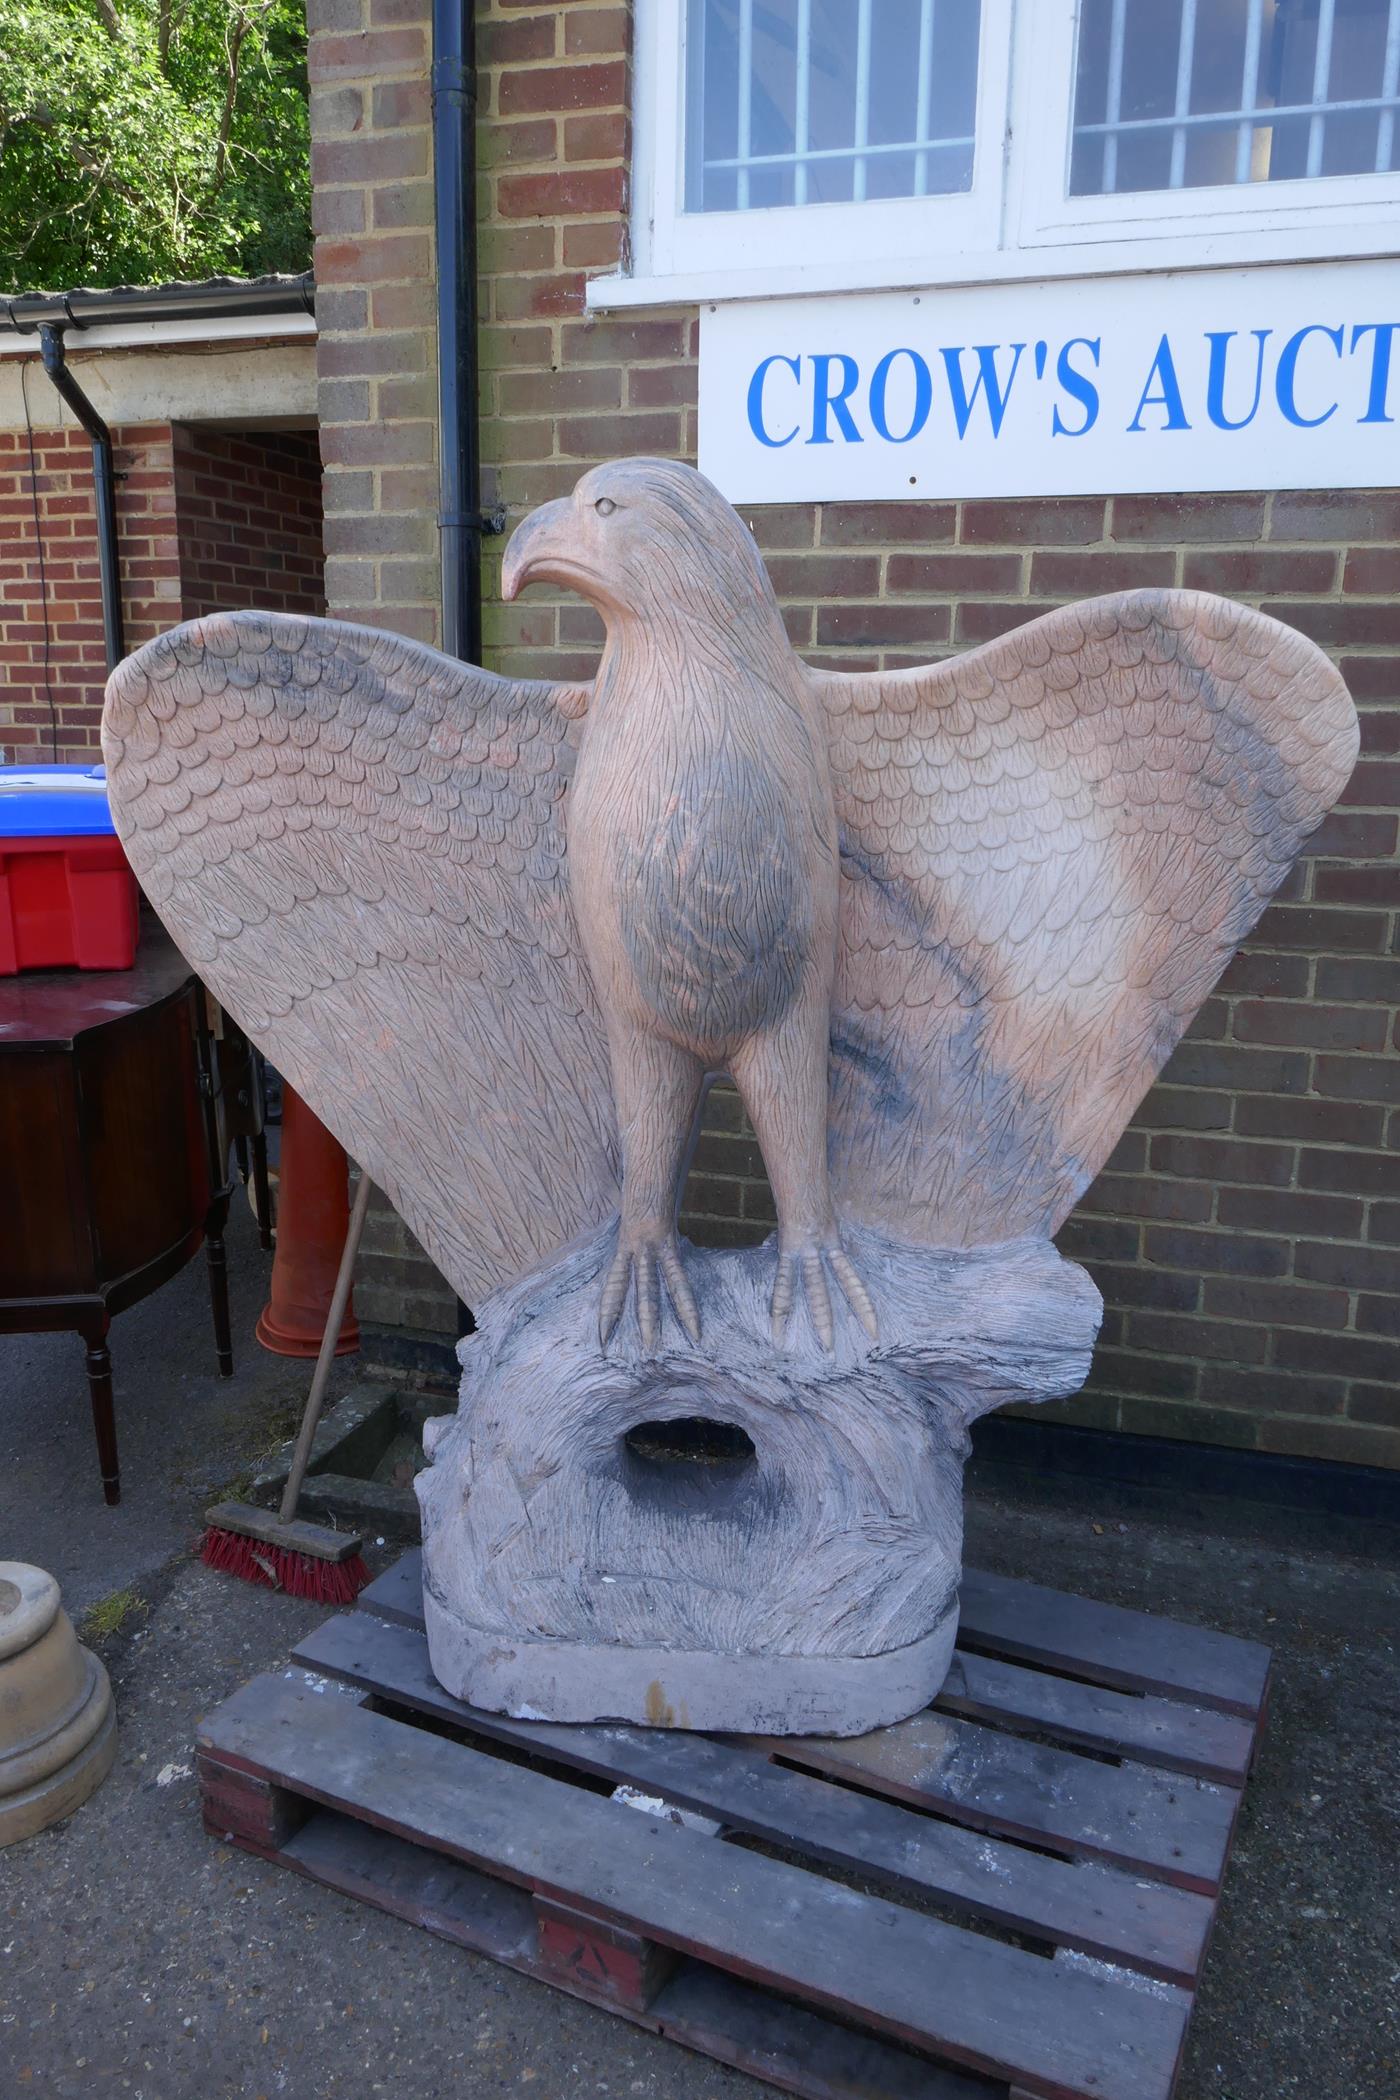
top-left (0, 764), bottom-right (139, 974)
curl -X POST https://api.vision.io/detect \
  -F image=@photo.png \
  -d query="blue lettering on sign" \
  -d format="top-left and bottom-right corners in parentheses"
top-left (1349, 322), bottom-right (1399, 423)
top-left (1128, 335), bottom-right (1191, 432)
top-left (869, 348), bottom-right (933, 443)
top-left (1276, 324), bottom-right (1344, 426)
top-left (746, 353), bottom-right (801, 447)
top-left (738, 315), bottom-right (1400, 452)
top-left (1052, 338), bottom-right (1101, 437)
top-left (1205, 330), bottom-right (1270, 430)
top-left (940, 343), bottom-right (1026, 438)
top-left (808, 353), bottom-right (863, 444)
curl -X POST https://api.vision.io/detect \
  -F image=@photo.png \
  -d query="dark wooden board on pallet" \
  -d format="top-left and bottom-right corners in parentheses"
top-left (198, 1549), bottom-right (1271, 2100)
top-left (294, 1604), bottom-right (1216, 1985)
top-left (935, 1649), bottom-right (1255, 1786)
top-left (957, 1568), bottom-right (1271, 1718)
top-left (757, 1710), bottom-right (1237, 1894)
top-left (284, 1810), bottom-right (993, 2100)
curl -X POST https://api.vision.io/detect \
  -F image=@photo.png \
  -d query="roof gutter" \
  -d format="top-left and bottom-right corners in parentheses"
top-left (0, 273), bottom-right (315, 337)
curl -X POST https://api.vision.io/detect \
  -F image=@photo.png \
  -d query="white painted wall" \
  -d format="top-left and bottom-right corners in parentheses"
top-left (0, 334), bottom-right (317, 434)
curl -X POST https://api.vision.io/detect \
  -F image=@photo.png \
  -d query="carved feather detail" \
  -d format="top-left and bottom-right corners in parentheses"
top-left (102, 610), bottom-right (617, 1304)
top-left (816, 588), bottom-right (1358, 1244)
top-left (103, 559), bottom-right (1356, 1302)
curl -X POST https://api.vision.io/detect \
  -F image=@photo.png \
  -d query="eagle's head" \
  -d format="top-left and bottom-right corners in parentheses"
top-left (501, 457), bottom-right (780, 639)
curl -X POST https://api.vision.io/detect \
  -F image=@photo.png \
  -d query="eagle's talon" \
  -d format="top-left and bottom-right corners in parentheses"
top-left (771, 1237), bottom-right (878, 1351)
top-left (597, 1245), bottom-right (631, 1348)
top-left (803, 1251), bottom-right (834, 1350)
top-left (599, 1229), bottom-right (701, 1352)
top-left (770, 1251), bottom-right (795, 1346)
top-left (658, 1240), bottom-right (702, 1345)
top-left (828, 1246), bottom-right (880, 1342)
top-left (635, 1250), bottom-right (660, 1350)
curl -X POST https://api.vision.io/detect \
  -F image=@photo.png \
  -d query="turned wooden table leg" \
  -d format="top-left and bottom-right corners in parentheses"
top-left (80, 1315), bottom-right (120, 1506)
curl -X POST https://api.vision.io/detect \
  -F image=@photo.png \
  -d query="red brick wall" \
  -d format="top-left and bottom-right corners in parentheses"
top-left (316, 0), bottom-right (1400, 1468)
top-left (0, 418), bottom-right (324, 761)
top-left (307, 0), bottom-right (441, 647)
top-left (0, 421), bottom-right (181, 758)
top-left (675, 492), bottom-right (1400, 1471)
top-left (173, 428), bottom-right (326, 623)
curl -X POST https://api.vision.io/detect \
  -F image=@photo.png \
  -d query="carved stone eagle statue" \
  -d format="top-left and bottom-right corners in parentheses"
top-left (102, 458), bottom-right (1358, 1357)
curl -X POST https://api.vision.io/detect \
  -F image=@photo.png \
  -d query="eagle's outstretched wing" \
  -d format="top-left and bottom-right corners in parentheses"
top-left (815, 589), bottom-right (1357, 1248)
top-left (103, 611), bottom-right (618, 1303)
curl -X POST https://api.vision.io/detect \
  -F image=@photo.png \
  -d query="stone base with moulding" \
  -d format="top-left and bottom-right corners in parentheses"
top-left (0, 1563), bottom-right (116, 1848)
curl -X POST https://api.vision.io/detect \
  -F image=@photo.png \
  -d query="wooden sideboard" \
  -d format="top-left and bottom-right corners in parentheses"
top-left (0, 926), bottom-right (235, 1504)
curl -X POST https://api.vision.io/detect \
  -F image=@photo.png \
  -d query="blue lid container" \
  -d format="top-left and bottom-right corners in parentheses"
top-left (0, 764), bottom-right (117, 839)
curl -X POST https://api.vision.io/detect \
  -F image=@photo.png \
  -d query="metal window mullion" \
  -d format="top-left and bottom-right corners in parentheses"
top-left (914, 0), bottom-right (937, 197)
top-left (1307, 0), bottom-right (1337, 179)
top-left (737, 0), bottom-right (754, 209)
top-left (853, 0), bottom-right (873, 202)
top-left (1078, 93), bottom-right (1400, 137)
top-left (1236, 0), bottom-right (1265, 184)
top-left (1377, 0), bottom-right (1400, 170)
top-left (707, 134), bottom-right (975, 169)
top-left (793, 0), bottom-right (812, 203)
top-left (1103, 0), bottom-right (1128, 195)
top-left (1170, 0), bottom-right (1200, 189)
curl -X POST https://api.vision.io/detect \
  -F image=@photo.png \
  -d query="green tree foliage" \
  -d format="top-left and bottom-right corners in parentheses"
top-left (0, 0), bottom-right (311, 292)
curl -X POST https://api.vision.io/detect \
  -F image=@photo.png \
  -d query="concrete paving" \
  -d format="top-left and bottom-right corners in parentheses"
top-left (1, 1207), bottom-right (1396, 2100)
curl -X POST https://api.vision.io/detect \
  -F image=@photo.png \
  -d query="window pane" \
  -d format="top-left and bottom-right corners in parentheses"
top-left (1070, 0), bottom-right (1400, 198)
top-left (684, 0), bottom-right (982, 213)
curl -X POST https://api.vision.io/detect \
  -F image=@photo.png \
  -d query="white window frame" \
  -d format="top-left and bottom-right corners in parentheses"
top-left (1012, 2), bottom-right (1400, 258)
top-left (595, 0), bottom-right (1400, 311)
top-left (636, 0), bottom-right (1012, 284)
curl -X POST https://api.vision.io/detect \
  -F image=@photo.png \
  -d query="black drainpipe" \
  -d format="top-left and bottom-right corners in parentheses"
top-left (432, 0), bottom-right (502, 668)
top-left (37, 325), bottom-right (126, 672)
top-left (433, 0), bottom-right (497, 1342)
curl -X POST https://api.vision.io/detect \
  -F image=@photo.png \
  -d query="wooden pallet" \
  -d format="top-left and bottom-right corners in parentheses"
top-left (197, 1548), bottom-right (1270, 2100)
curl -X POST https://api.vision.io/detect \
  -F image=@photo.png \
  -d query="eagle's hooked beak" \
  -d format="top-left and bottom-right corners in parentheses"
top-left (501, 497), bottom-right (574, 601)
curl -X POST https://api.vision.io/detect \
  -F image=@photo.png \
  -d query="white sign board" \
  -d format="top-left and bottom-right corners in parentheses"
top-left (697, 261), bottom-right (1400, 504)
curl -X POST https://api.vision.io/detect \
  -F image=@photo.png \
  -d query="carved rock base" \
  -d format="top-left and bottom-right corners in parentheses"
top-left (416, 1226), bottom-right (1101, 1736)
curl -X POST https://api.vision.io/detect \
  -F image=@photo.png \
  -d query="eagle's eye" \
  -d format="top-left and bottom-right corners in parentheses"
top-left (594, 497), bottom-right (617, 517)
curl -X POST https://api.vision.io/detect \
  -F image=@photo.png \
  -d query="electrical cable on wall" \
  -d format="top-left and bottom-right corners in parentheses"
top-left (19, 356), bottom-right (61, 762)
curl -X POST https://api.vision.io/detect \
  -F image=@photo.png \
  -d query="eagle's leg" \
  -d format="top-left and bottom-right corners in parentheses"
top-left (598, 1032), bottom-right (706, 1352)
top-left (730, 1020), bottom-right (879, 1351)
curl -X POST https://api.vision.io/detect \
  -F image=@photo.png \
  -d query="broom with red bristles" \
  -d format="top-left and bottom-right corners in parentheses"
top-left (201, 1171), bottom-right (373, 1604)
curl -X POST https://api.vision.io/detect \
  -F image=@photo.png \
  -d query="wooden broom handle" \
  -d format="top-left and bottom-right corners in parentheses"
top-left (278, 1170), bottom-right (373, 1525)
